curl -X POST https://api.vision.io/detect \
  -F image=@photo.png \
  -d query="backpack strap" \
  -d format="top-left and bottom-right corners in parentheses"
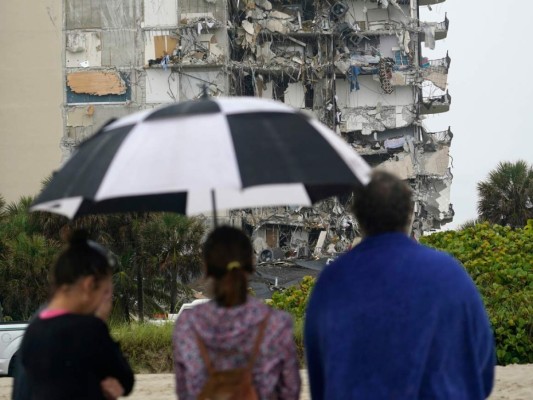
top-left (195, 332), bottom-right (215, 374)
top-left (195, 310), bottom-right (271, 373)
top-left (247, 311), bottom-right (271, 369)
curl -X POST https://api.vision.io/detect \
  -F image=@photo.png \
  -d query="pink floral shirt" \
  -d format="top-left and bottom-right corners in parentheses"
top-left (172, 297), bottom-right (301, 400)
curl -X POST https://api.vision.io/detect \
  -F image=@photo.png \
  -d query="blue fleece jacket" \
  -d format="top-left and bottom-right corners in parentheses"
top-left (305, 233), bottom-right (495, 400)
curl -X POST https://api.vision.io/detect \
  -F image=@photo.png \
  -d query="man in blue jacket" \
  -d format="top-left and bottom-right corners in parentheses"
top-left (305, 171), bottom-right (495, 400)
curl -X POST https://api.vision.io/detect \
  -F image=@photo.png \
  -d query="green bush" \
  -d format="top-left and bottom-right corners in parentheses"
top-left (271, 222), bottom-right (533, 365)
top-left (111, 323), bottom-right (174, 373)
top-left (270, 276), bottom-right (316, 319)
top-left (422, 221), bottom-right (533, 365)
top-left (270, 276), bottom-right (316, 366)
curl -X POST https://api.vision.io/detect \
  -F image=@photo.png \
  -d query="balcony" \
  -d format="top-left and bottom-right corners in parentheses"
top-left (419, 0), bottom-right (446, 6)
top-left (421, 52), bottom-right (451, 72)
top-left (420, 14), bottom-right (449, 42)
top-left (420, 91), bottom-right (451, 114)
top-left (420, 52), bottom-right (451, 90)
top-left (427, 127), bottom-right (453, 145)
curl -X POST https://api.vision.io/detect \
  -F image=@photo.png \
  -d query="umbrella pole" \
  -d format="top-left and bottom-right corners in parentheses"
top-left (211, 189), bottom-right (218, 227)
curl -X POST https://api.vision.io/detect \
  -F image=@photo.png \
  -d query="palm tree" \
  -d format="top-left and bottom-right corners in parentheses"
top-left (0, 196), bottom-right (61, 320)
top-left (477, 160), bottom-right (533, 228)
top-left (458, 219), bottom-right (481, 231)
top-left (139, 214), bottom-right (205, 314)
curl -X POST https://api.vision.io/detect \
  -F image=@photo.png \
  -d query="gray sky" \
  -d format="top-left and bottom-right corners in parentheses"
top-left (421, 1), bottom-right (532, 229)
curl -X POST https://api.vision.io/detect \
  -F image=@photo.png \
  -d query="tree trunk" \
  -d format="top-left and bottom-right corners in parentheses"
top-left (123, 294), bottom-right (130, 324)
top-left (136, 260), bottom-right (144, 322)
top-left (170, 266), bottom-right (178, 314)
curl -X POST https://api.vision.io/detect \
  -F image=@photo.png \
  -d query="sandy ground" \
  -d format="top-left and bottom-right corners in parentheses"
top-left (1, 365), bottom-right (532, 399)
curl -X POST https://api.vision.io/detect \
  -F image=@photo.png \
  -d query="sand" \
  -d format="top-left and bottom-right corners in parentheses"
top-left (1, 365), bottom-right (532, 399)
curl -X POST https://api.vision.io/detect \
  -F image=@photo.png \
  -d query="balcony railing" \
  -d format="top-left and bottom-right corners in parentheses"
top-left (420, 13), bottom-right (449, 41)
top-left (427, 127), bottom-right (453, 145)
top-left (419, 0), bottom-right (446, 6)
top-left (422, 52), bottom-right (451, 71)
top-left (420, 91), bottom-right (451, 114)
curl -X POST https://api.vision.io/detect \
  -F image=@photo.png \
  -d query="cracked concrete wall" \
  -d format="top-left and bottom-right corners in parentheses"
top-left (341, 104), bottom-right (416, 134)
top-left (180, 0), bottom-right (226, 22)
top-left (376, 152), bottom-right (415, 179)
top-left (63, 105), bottom-right (135, 146)
top-left (66, 32), bottom-right (102, 68)
top-left (62, 0), bottom-right (145, 161)
top-left (142, 0), bottom-right (178, 28)
top-left (145, 69), bottom-right (179, 103)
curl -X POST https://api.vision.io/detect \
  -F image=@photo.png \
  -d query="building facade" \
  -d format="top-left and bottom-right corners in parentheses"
top-left (0, 1), bottom-right (63, 203)
top-left (62, 0), bottom-right (452, 255)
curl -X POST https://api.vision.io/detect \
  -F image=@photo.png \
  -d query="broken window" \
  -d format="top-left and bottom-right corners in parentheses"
top-left (66, 71), bottom-right (131, 104)
top-left (394, 49), bottom-right (409, 66)
top-left (273, 79), bottom-right (289, 102)
top-left (304, 83), bottom-right (314, 109)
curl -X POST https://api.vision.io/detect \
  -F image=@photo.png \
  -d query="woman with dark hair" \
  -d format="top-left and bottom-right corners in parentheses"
top-left (172, 226), bottom-right (301, 400)
top-left (19, 230), bottom-right (134, 400)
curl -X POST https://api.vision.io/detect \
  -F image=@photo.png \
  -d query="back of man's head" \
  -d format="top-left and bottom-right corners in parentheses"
top-left (351, 171), bottom-right (414, 237)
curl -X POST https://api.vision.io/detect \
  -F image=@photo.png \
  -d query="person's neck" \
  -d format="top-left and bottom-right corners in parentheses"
top-left (47, 292), bottom-right (87, 315)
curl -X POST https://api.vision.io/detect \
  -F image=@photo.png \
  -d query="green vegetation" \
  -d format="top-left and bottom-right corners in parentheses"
top-left (270, 276), bottom-right (315, 319)
top-left (269, 222), bottom-right (533, 365)
top-left (421, 221), bottom-right (533, 365)
top-left (111, 323), bottom-right (174, 373)
top-left (271, 276), bottom-right (316, 366)
top-left (0, 192), bottom-right (205, 322)
top-left (477, 160), bottom-right (533, 228)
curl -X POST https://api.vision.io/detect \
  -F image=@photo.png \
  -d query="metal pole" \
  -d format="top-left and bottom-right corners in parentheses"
top-left (211, 189), bottom-right (218, 227)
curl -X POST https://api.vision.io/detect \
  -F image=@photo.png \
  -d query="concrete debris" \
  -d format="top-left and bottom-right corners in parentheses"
top-left (269, 11), bottom-right (292, 20)
top-left (265, 19), bottom-right (291, 34)
top-left (137, 0), bottom-right (454, 238)
top-left (255, 0), bottom-right (272, 11)
top-left (242, 20), bottom-right (255, 35)
top-left (231, 196), bottom-right (358, 259)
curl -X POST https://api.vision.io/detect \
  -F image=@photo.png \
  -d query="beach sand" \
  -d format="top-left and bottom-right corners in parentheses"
top-left (1, 365), bottom-right (531, 399)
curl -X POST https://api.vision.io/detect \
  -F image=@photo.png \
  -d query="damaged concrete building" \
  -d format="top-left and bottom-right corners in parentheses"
top-left (62, 0), bottom-right (453, 260)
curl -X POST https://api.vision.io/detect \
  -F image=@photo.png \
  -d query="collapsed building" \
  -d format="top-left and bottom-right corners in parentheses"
top-left (62, 0), bottom-right (453, 261)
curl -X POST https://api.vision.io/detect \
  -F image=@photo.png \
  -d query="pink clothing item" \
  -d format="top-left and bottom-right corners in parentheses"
top-left (39, 309), bottom-right (70, 319)
top-left (172, 297), bottom-right (301, 400)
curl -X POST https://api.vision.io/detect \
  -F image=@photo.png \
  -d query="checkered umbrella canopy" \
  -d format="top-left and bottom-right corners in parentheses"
top-left (31, 97), bottom-right (371, 219)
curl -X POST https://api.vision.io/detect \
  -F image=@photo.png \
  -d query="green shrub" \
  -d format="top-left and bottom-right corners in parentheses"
top-left (270, 276), bottom-right (316, 319)
top-left (111, 323), bottom-right (174, 373)
top-left (422, 221), bottom-right (533, 365)
top-left (270, 276), bottom-right (316, 367)
top-left (293, 316), bottom-right (305, 367)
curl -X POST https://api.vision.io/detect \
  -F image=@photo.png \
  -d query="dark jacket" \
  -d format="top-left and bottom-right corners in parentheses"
top-left (19, 314), bottom-right (134, 400)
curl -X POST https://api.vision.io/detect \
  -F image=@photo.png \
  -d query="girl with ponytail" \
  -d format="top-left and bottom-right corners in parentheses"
top-left (172, 226), bottom-right (301, 400)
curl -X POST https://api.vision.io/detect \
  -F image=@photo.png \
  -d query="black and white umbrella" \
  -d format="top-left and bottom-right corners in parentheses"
top-left (31, 97), bottom-right (371, 219)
